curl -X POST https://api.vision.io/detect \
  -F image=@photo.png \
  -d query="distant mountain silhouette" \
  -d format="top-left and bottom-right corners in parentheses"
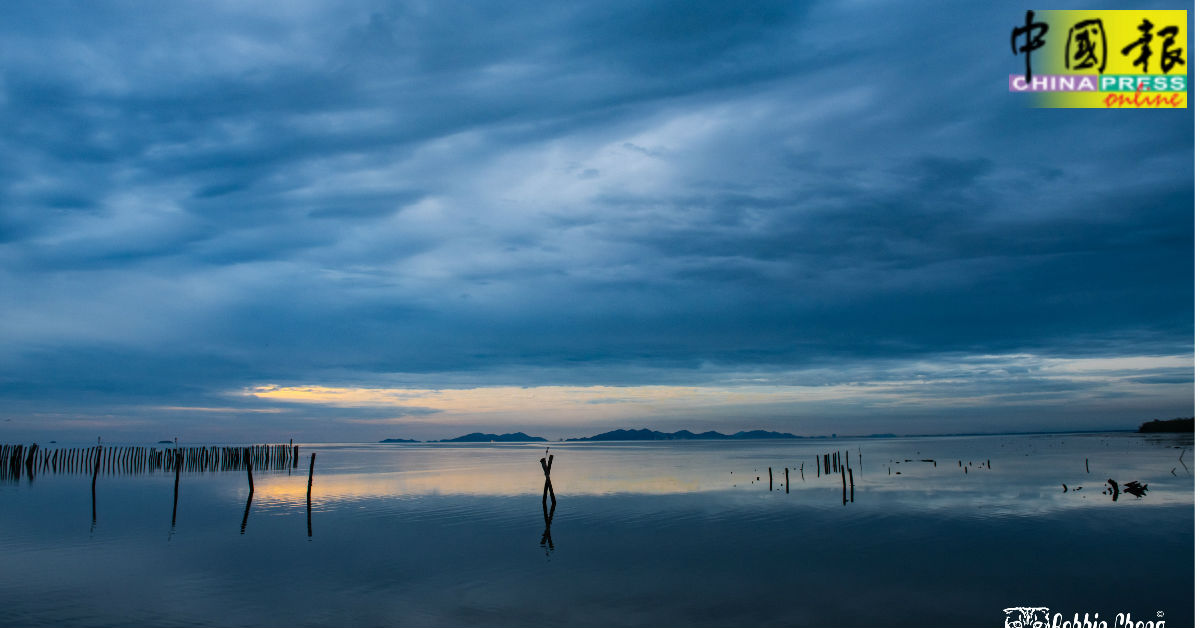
top-left (379, 437), bottom-right (420, 443)
top-left (1138, 417), bottom-right (1194, 433)
top-left (436, 432), bottom-right (547, 442)
top-left (567, 428), bottom-right (805, 441)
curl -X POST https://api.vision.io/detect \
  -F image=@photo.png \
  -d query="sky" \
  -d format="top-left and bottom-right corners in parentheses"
top-left (0, 0), bottom-right (1193, 442)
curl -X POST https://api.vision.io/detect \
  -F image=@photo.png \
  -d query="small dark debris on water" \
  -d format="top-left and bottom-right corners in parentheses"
top-left (1122, 481), bottom-right (1149, 498)
top-left (1062, 483), bottom-right (1068, 492)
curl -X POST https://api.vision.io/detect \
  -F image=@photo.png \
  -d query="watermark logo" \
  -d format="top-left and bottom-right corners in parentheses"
top-left (1008, 10), bottom-right (1188, 108)
top-left (1004, 607), bottom-right (1051, 628)
top-left (1002, 607), bottom-right (1167, 628)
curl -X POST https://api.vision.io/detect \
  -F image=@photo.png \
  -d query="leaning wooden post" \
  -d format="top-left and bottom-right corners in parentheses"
top-left (245, 447), bottom-right (254, 494)
top-left (539, 454), bottom-right (556, 506)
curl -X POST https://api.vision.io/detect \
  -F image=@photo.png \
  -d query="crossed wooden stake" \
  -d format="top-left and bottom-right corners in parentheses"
top-left (539, 452), bottom-right (556, 550)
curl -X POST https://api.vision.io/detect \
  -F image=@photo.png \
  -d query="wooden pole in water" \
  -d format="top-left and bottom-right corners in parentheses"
top-left (840, 461), bottom-right (847, 505)
top-left (768, 467), bottom-right (773, 491)
top-left (1085, 458), bottom-right (1089, 473)
top-left (848, 465), bottom-right (854, 502)
top-left (172, 455), bottom-right (181, 526)
top-left (306, 452), bottom-right (316, 537)
top-left (91, 445), bottom-right (101, 491)
top-left (784, 467), bottom-right (789, 493)
top-left (92, 445), bottom-right (102, 522)
top-left (245, 448), bottom-right (254, 494)
top-left (307, 452), bottom-right (316, 502)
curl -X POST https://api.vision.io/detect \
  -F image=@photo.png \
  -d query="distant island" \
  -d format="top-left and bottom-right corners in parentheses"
top-left (379, 428), bottom-right (894, 443)
top-left (380, 423), bottom-right (1164, 443)
top-left (567, 428), bottom-right (805, 441)
top-left (1138, 417), bottom-right (1194, 433)
top-left (436, 432), bottom-right (547, 442)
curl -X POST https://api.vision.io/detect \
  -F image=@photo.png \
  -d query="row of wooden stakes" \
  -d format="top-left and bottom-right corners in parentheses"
top-left (1, 442), bottom-right (302, 481)
top-left (759, 449), bottom-right (857, 504)
top-left (0, 442), bottom-right (319, 537)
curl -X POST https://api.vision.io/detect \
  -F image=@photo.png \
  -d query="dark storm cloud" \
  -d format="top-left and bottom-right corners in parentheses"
top-left (0, 0), bottom-right (1191, 439)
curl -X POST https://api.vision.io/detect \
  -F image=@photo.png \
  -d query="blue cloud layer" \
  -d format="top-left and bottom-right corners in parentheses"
top-left (0, 0), bottom-right (1192, 440)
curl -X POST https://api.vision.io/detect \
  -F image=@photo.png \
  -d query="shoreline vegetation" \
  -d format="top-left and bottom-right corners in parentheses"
top-left (1137, 417), bottom-right (1194, 433)
top-left (380, 422), bottom-right (1188, 444)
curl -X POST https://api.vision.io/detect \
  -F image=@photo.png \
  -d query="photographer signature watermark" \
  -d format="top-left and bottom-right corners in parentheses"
top-left (1003, 607), bottom-right (1167, 628)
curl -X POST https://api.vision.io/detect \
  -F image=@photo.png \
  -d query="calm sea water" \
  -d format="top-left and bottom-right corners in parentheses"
top-left (0, 433), bottom-right (1193, 627)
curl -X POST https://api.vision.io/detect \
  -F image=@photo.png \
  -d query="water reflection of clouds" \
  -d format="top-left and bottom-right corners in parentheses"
top-left (249, 468), bottom-right (706, 502)
top-left (239, 443), bottom-right (1193, 519)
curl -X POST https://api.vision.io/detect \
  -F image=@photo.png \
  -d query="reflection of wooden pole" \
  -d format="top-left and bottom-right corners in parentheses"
top-left (240, 492), bottom-right (253, 534)
top-left (540, 497), bottom-right (556, 551)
